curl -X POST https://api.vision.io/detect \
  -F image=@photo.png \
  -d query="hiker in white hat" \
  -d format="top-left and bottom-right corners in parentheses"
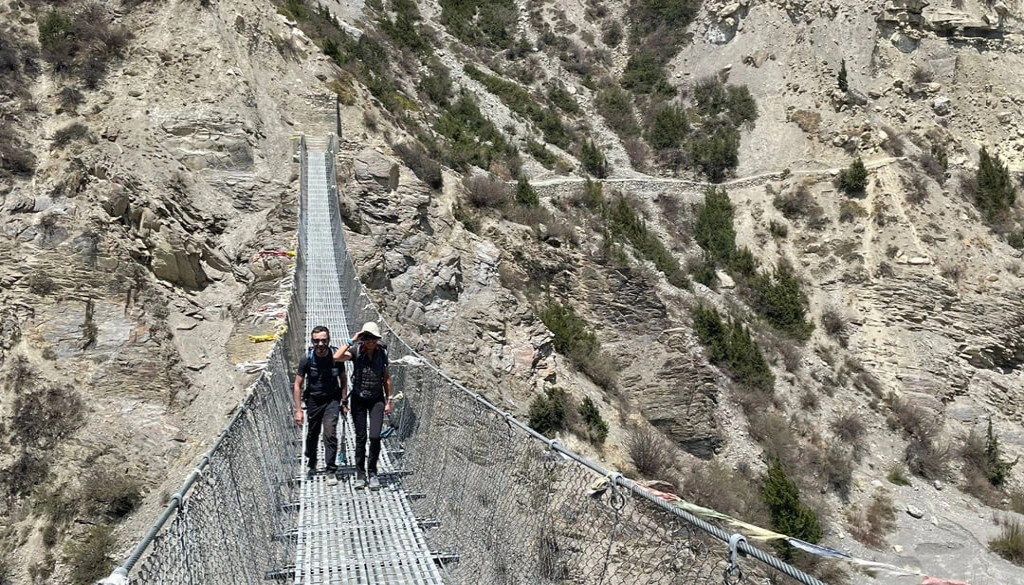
top-left (334, 322), bottom-right (392, 490)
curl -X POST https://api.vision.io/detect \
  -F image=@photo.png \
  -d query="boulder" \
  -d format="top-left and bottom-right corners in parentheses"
top-left (718, 2), bottom-right (741, 19)
top-left (890, 31), bottom-right (918, 53)
top-left (101, 185), bottom-right (130, 218)
top-left (704, 22), bottom-right (735, 45)
top-left (201, 244), bottom-right (233, 273)
top-left (150, 230), bottom-right (208, 288)
top-left (716, 270), bottom-right (735, 289)
top-left (932, 96), bottom-right (952, 116)
top-left (846, 89), bottom-right (869, 106)
top-left (6, 196), bottom-right (35, 214)
top-left (926, 10), bottom-right (1000, 37)
top-left (354, 149), bottom-right (400, 191)
top-left (743, 50), bottom-right (770, 68)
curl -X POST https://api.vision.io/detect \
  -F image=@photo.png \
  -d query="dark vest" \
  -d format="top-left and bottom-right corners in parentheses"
top-left (300, 351), bottom-right (342, 401)
top-left (351, 342), bottom-right (388, 400)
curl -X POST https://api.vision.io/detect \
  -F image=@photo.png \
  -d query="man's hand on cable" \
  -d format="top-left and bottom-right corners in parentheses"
top-left (294, 408), bottom-right (303, 426)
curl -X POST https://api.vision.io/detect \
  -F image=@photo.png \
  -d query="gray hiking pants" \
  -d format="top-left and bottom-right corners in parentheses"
top-left (351, 396), bottom-right (385, 475)
top-left (305, 397), bottom-right (339, 471)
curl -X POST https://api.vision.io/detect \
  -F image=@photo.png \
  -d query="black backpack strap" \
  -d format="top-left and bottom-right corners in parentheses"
top-left (302, 348), bottom-right (313, 374)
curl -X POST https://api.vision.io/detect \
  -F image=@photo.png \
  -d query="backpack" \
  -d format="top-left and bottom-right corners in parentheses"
top-left (303, 346), bottom-right (342, 399)
top-left (307, 345), bottom-right (338, 363)
top-left (351, 342), bottom-right (388, 400)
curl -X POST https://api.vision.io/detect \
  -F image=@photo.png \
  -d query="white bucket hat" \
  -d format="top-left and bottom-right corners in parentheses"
top-left (357, 321), bottom-right (382, 339)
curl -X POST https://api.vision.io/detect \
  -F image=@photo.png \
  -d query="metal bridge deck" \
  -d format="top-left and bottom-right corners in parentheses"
top-left (295, 141), bottom-right (446, 585)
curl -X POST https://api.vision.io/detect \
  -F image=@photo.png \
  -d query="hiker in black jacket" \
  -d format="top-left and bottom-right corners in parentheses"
top-left (294, 325), bottom-right (346, 485)
top-left (334, 321), bottom-right (392, 491)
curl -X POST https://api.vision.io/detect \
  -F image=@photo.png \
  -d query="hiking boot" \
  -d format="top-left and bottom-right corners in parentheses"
top-left (326, 469), bottom-right (338, 486)
top-left (368, 474), bottom-right (381, 491)
top-left (353, 473), bottom-right (367, 490)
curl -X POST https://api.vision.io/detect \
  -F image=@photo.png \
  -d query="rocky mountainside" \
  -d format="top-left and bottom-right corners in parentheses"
top-left (2, 0), bottom-right (1024, 583)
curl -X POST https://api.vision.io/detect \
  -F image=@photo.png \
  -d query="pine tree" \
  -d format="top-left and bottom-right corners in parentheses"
top-left (976, 146), bottom-right (1016, 223)
top-left (985, 419), bottom-right (1018, 487)
top-left (838, 156), bottom-right (868, 194)
top-left (837, 59), bottom-right (848, 92)
top-left (694, 186), bottom-right (736, 265)
top-left (751, 260), bottom-right (813, 339)
top-left (514, 176), bottom-right (539, 207)
top-left (762, 459), bottom-right (822, 559)
top-left (581, 139), bottom-right (609, 179)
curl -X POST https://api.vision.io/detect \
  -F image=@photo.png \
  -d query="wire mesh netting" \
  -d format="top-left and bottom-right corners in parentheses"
top-left (117, 135), bottom-right (826, 585)
top-left (132, 344), bottom-right (300, 584)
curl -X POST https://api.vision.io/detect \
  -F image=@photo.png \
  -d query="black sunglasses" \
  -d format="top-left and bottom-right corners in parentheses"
top-left (312, 339), bottom-right (331, 345)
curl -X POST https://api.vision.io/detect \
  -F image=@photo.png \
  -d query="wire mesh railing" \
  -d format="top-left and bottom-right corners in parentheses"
top-left (101, 134), bottom-right (827, 585)
top-left (104, 340), bottom-right (300, 585)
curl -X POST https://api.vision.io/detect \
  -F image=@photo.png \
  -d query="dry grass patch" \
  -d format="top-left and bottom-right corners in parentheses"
top-left (626, 425), bottom-right (673, 478)
top-left (820, 305), bottom-right (848, 346)
top-left (748, 411), bottom-right (799, 468)
top-left (940, 262), bottom-right (965, 282)
top-left (0, 121), bottom-right (37, 176)
top-left (889, 396), bottom-right (939, 439)
top-left (393, 141), bottom-right (443, 189)
top-left (847, 490), bottom-right (897, 549)
top-left (817, 443), bottom-right (855, 500)
top-left (463, 174), bottom-right (508, 208)
top-left (799, 389), bottom-right (820, 411)
top-left (838, 199), bottom-right (867, 223)
top-left (774, 183), bottom-right (825, 226)
top-left (905, 172), bottom-right (930, 204)
top-left (832, 411), bottom-right (866, 447)
top-left (905, 434), bottom-right (951, 480)
top-left (886, 462), bottom-right (911, 486)
top-left (65, 524), bottom-right (115, 585)
top-left (889, 397), bottom-right (950, 480)
top-left (991, 517), bottom-right (1024, 567)
top-left (682, 460), bottom-right (770, 527)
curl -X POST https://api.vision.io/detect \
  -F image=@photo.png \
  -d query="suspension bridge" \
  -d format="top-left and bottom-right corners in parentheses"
top-left (99, 135), bottom-right (826, 585)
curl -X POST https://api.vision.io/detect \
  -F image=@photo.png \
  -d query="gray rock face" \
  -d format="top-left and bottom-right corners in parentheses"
top-left (101, 184), bottom-right (130, 218)
top-left (6, 196), bottom-right (35, 214)
top-left (161, 117), bottom-right (255, 171)
top-left (926, 10), bottom-right (1002, 37)
top-left (846, 89), bottom-right (870, 106)
top-left (744, 50), bottom-right (770, 68)
top-left (890, 31), bottom-right (919, 53)
top-left (390, 253), bottom-right (464, 308)
top-left (641, 350), bottom-right (724, 460)
top-left (354, 149), bottom-right (399, 191)
top-left (150, 230), bottom-right (208, 288)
